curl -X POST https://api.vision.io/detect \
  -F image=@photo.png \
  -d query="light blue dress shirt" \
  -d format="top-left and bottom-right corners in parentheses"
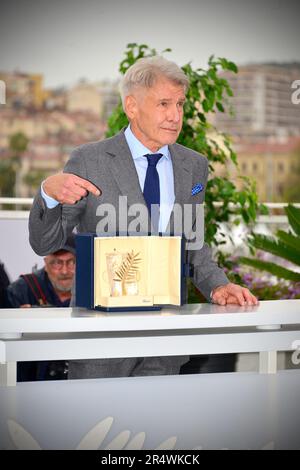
top-left (41, 182), bottom-right (60, 209)
top-left (124, 125), bottom-right (175, 232)
top-left (41, 125), bottom-right (175, 232)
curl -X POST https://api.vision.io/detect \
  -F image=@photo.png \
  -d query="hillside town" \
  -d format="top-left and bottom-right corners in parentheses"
top-left (0, 63), bottom-right (300, 201)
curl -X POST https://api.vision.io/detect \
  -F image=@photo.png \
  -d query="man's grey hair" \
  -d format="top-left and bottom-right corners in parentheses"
top-left (119, 55), bottom-right (189, 110)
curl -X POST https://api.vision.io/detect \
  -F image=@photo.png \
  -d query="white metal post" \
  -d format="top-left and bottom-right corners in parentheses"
top-left (0, 361), bottom-right (17, 386)
top-left (259, 351), bottom-right (277, 374)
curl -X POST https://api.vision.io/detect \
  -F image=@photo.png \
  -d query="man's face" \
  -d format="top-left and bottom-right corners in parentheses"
top-left (126, 77), bottom-right (186, 152)
top-left (44, 251), bottom-right (75, 293)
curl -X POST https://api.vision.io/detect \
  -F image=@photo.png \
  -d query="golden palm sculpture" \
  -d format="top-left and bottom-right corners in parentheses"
top-left (112, 250), bottom-right (141, 296)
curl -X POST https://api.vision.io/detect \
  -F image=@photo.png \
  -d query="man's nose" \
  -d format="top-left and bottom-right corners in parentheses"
top-left (61, 263), bottom-right (68, 274)
top-left (167, 106), bottom-right (180, 122)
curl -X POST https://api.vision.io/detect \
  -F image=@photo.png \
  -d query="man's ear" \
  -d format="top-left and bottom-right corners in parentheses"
top-left (44, 256), bottom-right (49, 273)
top-left (125, 95), bottom-right (138, 120)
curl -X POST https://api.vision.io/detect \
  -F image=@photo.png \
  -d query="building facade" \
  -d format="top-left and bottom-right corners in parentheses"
top-left (215, 63), bottom-right (300, 139)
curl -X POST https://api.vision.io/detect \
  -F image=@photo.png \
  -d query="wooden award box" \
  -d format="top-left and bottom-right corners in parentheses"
top-left (75, 233), bottom-right (192, 312)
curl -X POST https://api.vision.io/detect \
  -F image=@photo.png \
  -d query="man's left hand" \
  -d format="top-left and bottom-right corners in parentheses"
top-left (211, 283), bottom-right (258, 306)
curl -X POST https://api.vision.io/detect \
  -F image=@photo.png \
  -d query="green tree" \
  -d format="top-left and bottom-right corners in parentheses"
top-left (0, 159), bottom-right (15, 197)
top-left (9, 132), bottom-right (29, 156)
top-left (8, 131), bottom-right (29, 197)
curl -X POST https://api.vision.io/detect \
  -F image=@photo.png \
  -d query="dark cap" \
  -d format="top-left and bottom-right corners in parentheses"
top-left (53, 234), bottom-right (76, 256)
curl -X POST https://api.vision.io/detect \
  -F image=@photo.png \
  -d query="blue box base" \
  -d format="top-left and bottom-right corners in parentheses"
top-left (94, 305), bottom-right (162, 312)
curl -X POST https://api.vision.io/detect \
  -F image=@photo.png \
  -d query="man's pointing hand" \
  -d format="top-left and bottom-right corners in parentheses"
top-left (43, 173), bottom-right (101, 205)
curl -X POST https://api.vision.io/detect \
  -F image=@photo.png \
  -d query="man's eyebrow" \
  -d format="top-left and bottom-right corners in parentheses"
top-left (158, 97), bottom-right (186, 102)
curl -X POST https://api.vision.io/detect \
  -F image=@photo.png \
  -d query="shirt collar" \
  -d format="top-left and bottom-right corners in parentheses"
top-left (124, 125), bottom-right (170, 161)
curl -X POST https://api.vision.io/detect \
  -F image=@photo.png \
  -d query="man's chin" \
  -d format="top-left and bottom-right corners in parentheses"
top-left (161, 130), bottom-right (180, 144)
top-left (53, 281), bottom-right (73, 293)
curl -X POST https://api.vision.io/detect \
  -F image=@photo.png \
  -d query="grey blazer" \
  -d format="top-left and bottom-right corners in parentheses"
top-left (29, 129), bottom-right (228, 301)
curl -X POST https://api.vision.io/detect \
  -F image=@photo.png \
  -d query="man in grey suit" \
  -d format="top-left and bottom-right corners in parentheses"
top-left (29, 56), bottom-right (258, 379)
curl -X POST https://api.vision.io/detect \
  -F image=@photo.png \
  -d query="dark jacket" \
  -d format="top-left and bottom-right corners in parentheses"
top-left (6, 267), bottom-right (70, 381)
top-left (0, 261), bottom-right (10, 308)
top-left (6, 267), bottom-right (70, 308)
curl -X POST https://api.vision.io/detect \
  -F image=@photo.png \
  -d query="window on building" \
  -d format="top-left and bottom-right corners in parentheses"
top-left (277, 184), bottom-right (284, 196)
top-left (278, 162), bottom-right (284, 173)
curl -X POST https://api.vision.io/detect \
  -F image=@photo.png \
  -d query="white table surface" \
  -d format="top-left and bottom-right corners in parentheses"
top-left (0, 299), bottom-right (299, 334)
top-left (1, 300), bottom-right (300, 385)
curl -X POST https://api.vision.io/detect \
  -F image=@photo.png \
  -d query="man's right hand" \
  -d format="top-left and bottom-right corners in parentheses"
top-left (43, 173), bottom-right (101, 205)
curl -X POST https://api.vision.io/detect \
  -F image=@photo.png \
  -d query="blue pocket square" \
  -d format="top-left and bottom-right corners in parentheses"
top-left (191, 183), bottom-right (203, 196)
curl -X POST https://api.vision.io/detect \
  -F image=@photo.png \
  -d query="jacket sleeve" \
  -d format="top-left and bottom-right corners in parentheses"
top-left (6, 278), bottom-right (32, 308)
top-left (188, 243), bottom-right (229, 300)
top-left (29, 147), bottom-right (87, 256)
top-left (187, 158), bottom-right (229, 300)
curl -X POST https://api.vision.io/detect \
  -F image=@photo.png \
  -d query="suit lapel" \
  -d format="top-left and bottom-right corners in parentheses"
top-left (102, 130), bottom-right (152, 229)
top-left (170, 144), bottom-right (193, 206)
top-left (104, 130), bottom-right (146, 206)
top-left (102, 131), bottom-right (193, 234)
top-left (166, 144), bottom-right (193, 233)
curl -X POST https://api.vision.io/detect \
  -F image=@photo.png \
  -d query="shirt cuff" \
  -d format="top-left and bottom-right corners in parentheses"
top-left (41, 181), bottom-right (59, 208)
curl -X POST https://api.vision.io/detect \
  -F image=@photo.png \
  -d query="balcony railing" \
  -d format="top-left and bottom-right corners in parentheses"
top-left (1, 197), bottom-right (300, 220)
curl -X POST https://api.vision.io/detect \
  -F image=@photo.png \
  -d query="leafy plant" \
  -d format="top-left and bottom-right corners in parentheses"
top-left (240, 204), bottom-right (300, 282)
top-left (0, 131), bottom-right (29, 200)
top-left (105, 43), bottom-right (266, 252)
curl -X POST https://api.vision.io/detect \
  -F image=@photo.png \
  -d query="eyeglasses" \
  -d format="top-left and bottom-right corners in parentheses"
top-left (47, 259), bottom-right (75, 269)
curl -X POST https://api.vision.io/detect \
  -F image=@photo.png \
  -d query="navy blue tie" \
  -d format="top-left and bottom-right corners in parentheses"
top-left (143, 153), bottom-right (163, 232)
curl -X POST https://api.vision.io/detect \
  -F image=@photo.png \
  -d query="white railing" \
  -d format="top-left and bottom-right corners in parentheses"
top-left (2, 197), bottom-right (300, 208)
top-left (0, 198), bottom-right (33, 205)
top-left (1, 198), bottom-right (300, 222)
top-left (1, 300), bottom-right (300, 386)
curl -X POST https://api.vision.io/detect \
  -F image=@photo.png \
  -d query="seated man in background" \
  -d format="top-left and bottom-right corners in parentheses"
top-left (6, 235), bottom-right (76, 382)
top-left (6, 235), bottom-right (75, 309)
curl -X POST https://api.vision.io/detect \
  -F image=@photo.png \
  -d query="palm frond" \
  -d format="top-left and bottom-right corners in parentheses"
top-left (240, 257), bottom-right (300, 281)
top-left (249, 233), bottom-right (300, 266)
top-left (285, 204), bottom-right (300, 236)
top-left (276, 230), bottom-right (300, 254)
top-left (113, 251), bottom-right (141, 282)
